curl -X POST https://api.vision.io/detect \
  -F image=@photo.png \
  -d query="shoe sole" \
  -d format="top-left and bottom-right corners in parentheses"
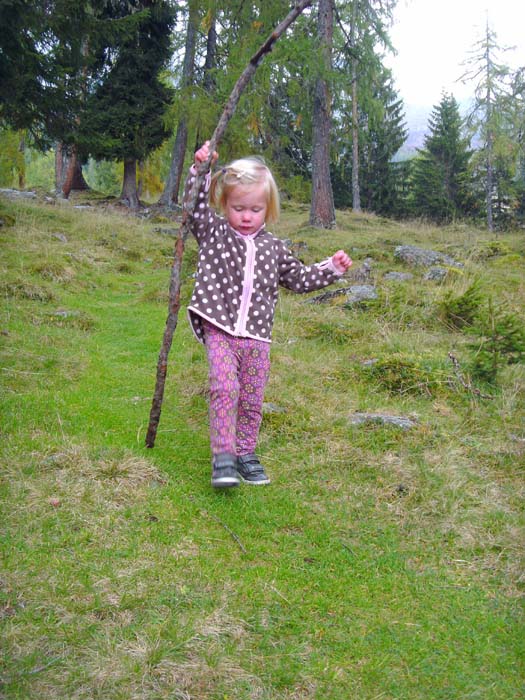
top-left (211, 477), bottom-right (240, 488)
top-left (239, 475), bottom-right (271, 485)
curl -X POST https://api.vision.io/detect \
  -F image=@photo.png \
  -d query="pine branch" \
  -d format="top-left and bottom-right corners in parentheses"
top-left (146, 0), bottom-right (313, 448)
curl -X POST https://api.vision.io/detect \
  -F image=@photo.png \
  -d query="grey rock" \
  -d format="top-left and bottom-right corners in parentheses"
top-left (262, 402), bottom-right (287, 414)
top-left (424, 267), bottom-right (448, 281)
top-left (0, 188), bottom-right (37, 199)
top-left (154, 226), bottom-right (179, 236)
top-left (384, 271), bottom-right (413, 281)
top-left (349, 412), bottom-right (418, 430)
top-left (308, 287), bottom-right (351, 304)
top-left (394, 245), bottom-right (463, 268)
top-left (345, 285), bottom-right (378, 305)
top-left (52, 309), bottom-right (80, 318)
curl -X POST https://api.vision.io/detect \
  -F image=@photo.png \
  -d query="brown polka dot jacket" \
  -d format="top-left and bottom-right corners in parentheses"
top-left (184, 166), bottom-right (343, 344)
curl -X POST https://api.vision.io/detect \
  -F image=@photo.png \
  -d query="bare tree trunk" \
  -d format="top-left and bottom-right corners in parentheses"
top-left (146, 0), bottom-right (313, 448)
top-left (309, 0), bottom-right (335, 229)
top-left (195, 11), bottom-right (218, 149)
top-left (137, 160), bottom-right (144, 199)
top-left (55, 143), bottom-right (68, 195)
top-left (17, 134), bottom-right (26, 189)
top-left (121, 158), bottom-right (140, 209)
top-left (203, 13), bottom-right (217, 93)
top-left (55, 142), bottom-right (89, 198)
top-left (158, 1), bottom-right (198, 207)
top-left (485, 34), bottom-right (494, 233)
top-left (350, 1), bottom-right (361, 212)
top-left (351, 59), bottom-right (361, 212)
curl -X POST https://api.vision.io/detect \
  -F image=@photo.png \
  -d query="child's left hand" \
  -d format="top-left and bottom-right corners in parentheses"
top-left (332, 250), bottom-right (352, 273)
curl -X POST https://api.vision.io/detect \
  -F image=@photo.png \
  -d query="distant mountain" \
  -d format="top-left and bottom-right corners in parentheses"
top-left (394, 103), bottom-right (431, 160)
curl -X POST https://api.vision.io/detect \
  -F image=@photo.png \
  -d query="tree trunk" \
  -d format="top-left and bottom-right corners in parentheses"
top-left (351, 56), bottom-right (361, 212)
top-left (158, 1), bottom-right (198, 207)
top-left (309, 0), bottom-right (336, 229)
top-left (121, 158), bottom-right (140, 209)
top-left (137, 160), bottom-right (144, 198)
top-left (195, 11), bottom-right (218, 148)
top-left (55, 142), bottom-right (89, 198)
top-left (203, 13), bottom-right (217, 93)
top-left (350, 1), bottom-right (361, 212)
top-left (485, 38), bottom-right (494, 233)
top-left (17, 134), bottom-right (26, 189)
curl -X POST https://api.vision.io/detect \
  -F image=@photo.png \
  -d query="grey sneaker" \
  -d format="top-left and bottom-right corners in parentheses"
top-left (237, 453), bottom-right (271, 485)
top-left (211, 453), bottom-right (240, 489)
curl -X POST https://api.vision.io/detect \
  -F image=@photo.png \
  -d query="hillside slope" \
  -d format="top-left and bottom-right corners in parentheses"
top-left (1, 194), bottom-right (524, 699)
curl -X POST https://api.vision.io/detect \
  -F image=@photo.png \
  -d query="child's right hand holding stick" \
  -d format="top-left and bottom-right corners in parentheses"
top-left (331, 249), bottom-right (352, 274)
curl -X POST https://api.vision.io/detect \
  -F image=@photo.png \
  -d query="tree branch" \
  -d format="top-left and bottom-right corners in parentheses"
top-left (146, 0), bottom-right (312, 448)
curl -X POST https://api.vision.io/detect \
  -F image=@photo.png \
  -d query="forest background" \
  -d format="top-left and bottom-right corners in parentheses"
top-left (1, 0), bottom-right (525, 231)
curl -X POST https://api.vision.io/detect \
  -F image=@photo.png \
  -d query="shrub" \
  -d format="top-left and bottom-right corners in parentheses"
top-left (469, 298), bottom-right (525, 383)
top-left (366, 354), bottom-right (447, 396)
top-left (438, 281), bottom-right (484, 330)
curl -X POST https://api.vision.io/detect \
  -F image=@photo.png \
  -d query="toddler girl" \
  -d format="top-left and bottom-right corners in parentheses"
top-left (184, 141), bottom-right (352, 488)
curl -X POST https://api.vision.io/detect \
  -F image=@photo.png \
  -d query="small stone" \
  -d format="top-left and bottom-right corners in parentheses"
top-left (349, 412), bottom-right (417, 430)
top-left (384, 271), bottom-right (413, 281)
top-left (263, 402), bottom-right (287, 414)
top-left (424, 267), bottom-right (448, 281)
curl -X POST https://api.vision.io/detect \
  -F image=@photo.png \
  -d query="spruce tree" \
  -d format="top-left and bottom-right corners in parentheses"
top-left (360, 82), bottom-right (407, 216)
top-left (81, 1), bottom-right (175, 207)
top-left (412, 93), bottom-right (473, 223)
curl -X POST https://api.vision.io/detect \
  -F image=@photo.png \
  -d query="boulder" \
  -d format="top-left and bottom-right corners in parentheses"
top-left (394, 245), bottom-right (463, 268)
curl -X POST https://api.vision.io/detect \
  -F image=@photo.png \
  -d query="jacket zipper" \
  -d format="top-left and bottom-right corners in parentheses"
top-left (235, 236), bottom-right (256, 335)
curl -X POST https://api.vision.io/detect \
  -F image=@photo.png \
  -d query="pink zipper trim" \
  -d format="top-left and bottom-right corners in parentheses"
top-left (235, 237), bottom-right (256, 335)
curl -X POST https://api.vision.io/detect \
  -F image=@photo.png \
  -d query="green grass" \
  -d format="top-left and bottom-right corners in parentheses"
top-left (1, 195), bottom-right (524, 699)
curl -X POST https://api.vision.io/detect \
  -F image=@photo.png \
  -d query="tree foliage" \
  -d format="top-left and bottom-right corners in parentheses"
top-left (80, 1), bottom-right (175, 164)
top-left (412, 93), bottom-right (474, 223)
top-left (460, 21), bottom-right (523, 230)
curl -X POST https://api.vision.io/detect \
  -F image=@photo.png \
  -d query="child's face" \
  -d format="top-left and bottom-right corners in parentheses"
top-left (225, 184), bottom-right (268, 236)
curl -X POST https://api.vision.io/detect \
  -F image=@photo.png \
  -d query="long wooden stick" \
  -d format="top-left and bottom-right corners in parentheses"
top-left (146, 1), bottom-right (312, 448)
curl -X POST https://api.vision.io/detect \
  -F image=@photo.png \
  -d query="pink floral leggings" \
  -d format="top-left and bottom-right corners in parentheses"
top-left (203, 321), bottom-right (271, 456)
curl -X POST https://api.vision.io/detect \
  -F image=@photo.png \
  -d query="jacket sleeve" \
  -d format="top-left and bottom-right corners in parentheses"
top-left (182, 165), bottom-right (222, 244)
top-left (276, 240), bottom-right (343, 294)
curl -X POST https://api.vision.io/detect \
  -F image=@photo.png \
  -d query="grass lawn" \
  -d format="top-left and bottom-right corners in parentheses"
top-left (1, 194), bottom-right (524, 699)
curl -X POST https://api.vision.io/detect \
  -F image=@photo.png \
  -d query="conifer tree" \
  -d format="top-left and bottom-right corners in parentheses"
top-left (460, 21), bottom-right (515, 231)
top-left (332, 66), bottom-right (407, 216)
top-left (158, 0), bottom-right (199, 207)
top-left (81, 1), bottom-right (176, 207)
top-left (412, 93), bottom-right (473, 223)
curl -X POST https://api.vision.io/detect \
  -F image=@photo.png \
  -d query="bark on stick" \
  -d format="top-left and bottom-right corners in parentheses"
top-left (146, 0), bottom-right (312, 448)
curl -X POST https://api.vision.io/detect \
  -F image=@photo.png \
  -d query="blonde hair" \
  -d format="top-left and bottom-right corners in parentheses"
top-left (209, 156), bottom-right (280, 225)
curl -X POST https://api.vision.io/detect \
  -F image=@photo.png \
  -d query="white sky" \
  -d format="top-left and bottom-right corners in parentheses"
top-left (385, 0), bottom-right (525, 106)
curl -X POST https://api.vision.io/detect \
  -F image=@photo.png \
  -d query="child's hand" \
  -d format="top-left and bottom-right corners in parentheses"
top-left (332, 250), bottom-right (352, 274)
top-left (195, 141), bottom-right (218, 166)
